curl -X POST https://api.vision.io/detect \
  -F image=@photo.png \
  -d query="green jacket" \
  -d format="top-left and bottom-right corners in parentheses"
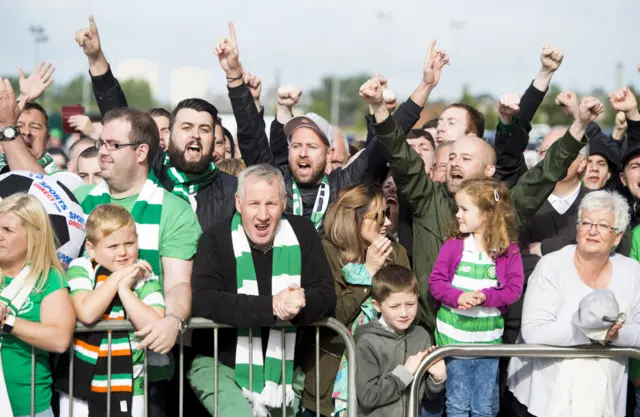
top-left (300, 239), bottom-right (410, 416)
top-left (373, 116), bottom-right (586, 333)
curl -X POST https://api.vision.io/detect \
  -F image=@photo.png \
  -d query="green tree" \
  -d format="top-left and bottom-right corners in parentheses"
top-left (120, 78), bottom-right (157, 109)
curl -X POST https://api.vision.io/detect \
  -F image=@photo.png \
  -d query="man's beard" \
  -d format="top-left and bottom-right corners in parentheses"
top-left (167, 140), bottom-right (213, 173)
top-left (290, 162), bottom-right (325, 186)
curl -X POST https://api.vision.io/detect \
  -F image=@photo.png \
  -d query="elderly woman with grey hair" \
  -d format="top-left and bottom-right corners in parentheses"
top-left (506, 190), bottom-right (640, 417)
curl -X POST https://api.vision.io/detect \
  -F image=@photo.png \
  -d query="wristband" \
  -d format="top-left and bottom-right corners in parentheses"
top-left (226, 73), bottom-right (243, 82)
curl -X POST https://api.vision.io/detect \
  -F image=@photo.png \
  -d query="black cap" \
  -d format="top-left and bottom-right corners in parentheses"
top-left (588, 137), bottom-right (618, 173)
top-left (621, 143), bottom-right (640, 171)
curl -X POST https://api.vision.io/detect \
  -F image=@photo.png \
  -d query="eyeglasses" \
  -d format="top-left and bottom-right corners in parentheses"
top-left (576, 221), bottom-right (618, 234)
top-left (94, 139), bottom-right (138, 151)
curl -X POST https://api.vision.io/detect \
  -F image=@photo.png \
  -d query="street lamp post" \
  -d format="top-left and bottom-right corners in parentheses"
top-left (29, 25), bottom-right (49, 68)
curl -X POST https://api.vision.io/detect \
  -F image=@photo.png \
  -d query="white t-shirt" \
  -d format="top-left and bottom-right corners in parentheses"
top-left (508, 245), bottom-right (640, 417)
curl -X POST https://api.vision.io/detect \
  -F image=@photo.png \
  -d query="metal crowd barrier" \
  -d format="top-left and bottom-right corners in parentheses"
top-left (15, 317), bottom-right (356, 417)
top-left (406, 344), bottom-right (640, 417)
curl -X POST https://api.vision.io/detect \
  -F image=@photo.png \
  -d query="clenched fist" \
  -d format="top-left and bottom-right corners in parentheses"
top-left (540, 44), bottom-right (563, 73)
top-left (609, 87), bottom-right (638, 114)
top-left (277, 85), bottom-right (303, 108)
top-left (359, 77), bottom-right (384, 106)
top-left (243, 72), bottom-right (262, 99)
top-left (555, 91), bottom-right (579, 120)
top-left (497, 93), bottom-right (520, 124)
top-left (577, 97), bottom-right (604, 125)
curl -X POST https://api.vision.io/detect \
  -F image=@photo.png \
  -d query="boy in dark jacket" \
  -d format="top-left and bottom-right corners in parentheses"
top-left (355, 265), bottom-right (446, 417)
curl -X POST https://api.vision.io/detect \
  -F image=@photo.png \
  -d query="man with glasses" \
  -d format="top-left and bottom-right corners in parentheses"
top-left (73, 108), bottom-right (201, 417)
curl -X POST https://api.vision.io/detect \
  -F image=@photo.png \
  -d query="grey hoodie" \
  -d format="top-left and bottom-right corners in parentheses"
top-left (355, 319), bottom-right (446, 417)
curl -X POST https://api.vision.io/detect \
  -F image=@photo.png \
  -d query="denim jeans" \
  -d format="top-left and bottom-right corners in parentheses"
top-left (421, 392), bottom-right (445, 417)
top-left (445, 358), bottom-right (499, 417)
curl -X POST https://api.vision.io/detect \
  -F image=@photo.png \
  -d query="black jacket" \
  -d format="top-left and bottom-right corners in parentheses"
top-left (190, 214), bottom-right (336, 368)
top-left (90, 66), bottom-right (237, 230)
top-left (229, 82), bottom-right (423, 234)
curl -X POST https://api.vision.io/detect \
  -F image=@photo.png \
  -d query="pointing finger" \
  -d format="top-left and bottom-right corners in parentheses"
top-left (228, 21), bottom-right (237, 44)
top-left (89, 15), bottom-right (98, 34)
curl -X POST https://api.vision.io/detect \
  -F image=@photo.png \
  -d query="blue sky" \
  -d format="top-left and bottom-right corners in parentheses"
top-left (4, 0), bottom-right (640, 103)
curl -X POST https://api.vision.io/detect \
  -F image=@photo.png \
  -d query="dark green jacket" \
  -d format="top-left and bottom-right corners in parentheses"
top-left (373, 116), bottom-right (586, 333)
top-left (300, 239), bottom-right (410, 416)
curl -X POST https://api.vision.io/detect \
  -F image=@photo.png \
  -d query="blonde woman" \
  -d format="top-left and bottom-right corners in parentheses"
top-left (0, 194), bottom-right (75, 417)
top-left (300, 184), bottom-right (410, 417)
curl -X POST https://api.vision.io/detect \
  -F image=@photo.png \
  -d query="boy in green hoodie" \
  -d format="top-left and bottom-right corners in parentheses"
top-left (355, 265), bottom-right (446, 417)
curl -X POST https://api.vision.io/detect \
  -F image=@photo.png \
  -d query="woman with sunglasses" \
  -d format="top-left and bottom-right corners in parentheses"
top-left (298, 184), bottom-right (410, 417)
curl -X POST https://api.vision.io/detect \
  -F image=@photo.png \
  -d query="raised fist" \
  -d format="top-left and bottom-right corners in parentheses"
top-left (423, 40), bottom-right (450, 89)
top-left (615, 111), bottom-right (627, 130)
top-left (359, 77), bottom-right (384, 106)
top-left (497, 93), bottom-right (520, 124)
top-left (577, 97), bottom-right (604, 125)
top-left (277, 85), bottom-right (303, 108)
top-left (609, 87), bottom-right (638, 114)
top-left (75, 16), bottom-right (102, 60)
top-left (540, 44), bottom-right (563, 73)
top-left (214, 21), bottom-right (242, 77)
top-left (383, 88), bottom-right (397, 111)
top-left (555, 91), bottom-right (580, 120)
top-left (243, 72), bottom-right (262, 100)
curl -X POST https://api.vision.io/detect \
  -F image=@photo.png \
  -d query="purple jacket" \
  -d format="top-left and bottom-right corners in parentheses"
top-left (428, 238), bottom-right (524, 313)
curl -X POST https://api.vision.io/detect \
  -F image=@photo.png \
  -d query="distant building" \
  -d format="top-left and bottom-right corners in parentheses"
top-left (115, 59), bottom-right (160, 98)
top-left (170, 67), bottom-right (210, 107)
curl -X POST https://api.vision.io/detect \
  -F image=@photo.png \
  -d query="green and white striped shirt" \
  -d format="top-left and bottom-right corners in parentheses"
top-left (435, 236), bottom-right (504, 346)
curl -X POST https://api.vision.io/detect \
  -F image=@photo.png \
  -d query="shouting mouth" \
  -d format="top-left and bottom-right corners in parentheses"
top-left (297, 162), bottom-right (312, 175)
top-left (185, 142), bottom-right (202, 158)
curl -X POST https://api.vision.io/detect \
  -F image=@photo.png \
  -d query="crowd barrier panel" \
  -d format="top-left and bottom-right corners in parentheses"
top-left (15, 317), bottom-right (356, 417)
top-left (406, 344), bottom-right (640, 417)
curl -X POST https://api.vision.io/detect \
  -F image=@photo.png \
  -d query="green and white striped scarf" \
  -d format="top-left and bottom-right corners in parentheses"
top-left (161, 154), bottom-right (217, 211)
top-left (291, 175), bottom-right (329, 230)
top-left (0, 152), bottom-right (57, 174)
top-left (80, 172), bottom-right (164, 276)
top-left (231, 212), bottom-right (300, 417)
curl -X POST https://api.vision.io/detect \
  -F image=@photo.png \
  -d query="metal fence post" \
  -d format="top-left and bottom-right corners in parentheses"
top-left (406, 344), bottom-right (640, 417)
top-left (179, 334), bottom-right (184, 417)
top-left (31, 346), bottom-right (35, 417)
top-left (106, 330), bottom-right (112, 417)
top-left (68, 344), bottom-right (74, 417)
top-left (144, 348), bottom-right (148, 417)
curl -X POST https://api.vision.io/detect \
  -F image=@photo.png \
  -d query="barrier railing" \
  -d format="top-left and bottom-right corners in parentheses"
top-left (11, 317), bottom-right (356, 417)
top-left (407, 344), bottom-right (640, 417)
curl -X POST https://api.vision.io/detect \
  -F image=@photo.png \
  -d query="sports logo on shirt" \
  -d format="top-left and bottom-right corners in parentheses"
top-left (487, 266), bottom-right (496, 279)
top-left (19, 298), bottom-right (34, 315)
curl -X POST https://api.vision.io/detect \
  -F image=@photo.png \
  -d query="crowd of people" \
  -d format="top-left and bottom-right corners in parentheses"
top-left (1, 13), bottom-right (640, 417)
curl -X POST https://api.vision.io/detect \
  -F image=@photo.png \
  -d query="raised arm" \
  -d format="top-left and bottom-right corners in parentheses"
top-left (215, 22), bottom-right (273, 167)
top-left (510, 97), bottom-right (602, 228)
top-left (269, 85), bottom-right (303, 167)
top-left (610, 87), bottom-right (640, 148)
top-left (75, 15), bottom-right (128, 115)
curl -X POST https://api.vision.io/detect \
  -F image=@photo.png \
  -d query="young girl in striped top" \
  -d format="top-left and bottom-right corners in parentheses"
top-left (57, 204), bottom-right (166, 417)
top-left (429, 178), bottom-right (524, 417)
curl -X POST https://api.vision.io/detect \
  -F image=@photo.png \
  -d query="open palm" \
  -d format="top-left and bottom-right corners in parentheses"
top-left (19, 62), bottom-right (55, 101)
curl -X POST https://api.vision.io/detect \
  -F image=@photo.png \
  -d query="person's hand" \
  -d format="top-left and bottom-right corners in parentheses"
top-left (605, 320), bottom-right (623, 343)
top-left (473, 291), bottom-right (487, 305)
top-left (68, 114), bottom-right (95, 137)
top-left (577, 97), bottom-right (604, 125)
top-left (404, 350), bottom-right (429, 375)
top-left (458, 291), bottom-right (483, 310)
top-left (214, 21), bottom-right (242, 79)
top-left (615, 111), bottom-right (628, 131)
top-left (425, 346), bottom-right (446, 382)
top-left (117, 261), bottom-right (152, 292)
top-left (243, 72), bottom-right (262, 100)
top-left (277, 85), bottom-right (303, 108)
top-left (497, 93), bottom-right (520, 125)
top-left (359, 77), bottom-right (384, 106)
top-left (18, 62), bottom-right (55, 103)
top-left (609, 87), bottom-right (639, 116)
top-left (423, 40), bottom-right (450, 90)
top-left (540, 44), bottom-right (564, 73)
top-left (365, 236), bottom-right (393, 277)
top-left (383, 88), bottom-right (397, 111)
top-left (75, 16), bottom-right (102, 60)
top-left (272, 285), bottom-right (306, 321)
top-left (0, 302), bottom-right (8, 327)
top-left (135, 316), bottom-right (180, 354)
top-left (529, 242), bottom-right (542, 257)
top-left (555, 91), bottom-right (580, 120)
top-left (0, 77), bottom-right (21, 127)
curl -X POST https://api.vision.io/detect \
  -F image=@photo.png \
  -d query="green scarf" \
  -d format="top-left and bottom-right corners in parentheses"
top-left (291, 175), bottom-right (329, 230)
top-left (80, 171), bottom-right (164, 276)
top-left (160, 154), bottom-right (217, 211)
top-left (0, 152), bottom-right (57, 174)
top-left (231, 212), bottom-right (300, 417)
